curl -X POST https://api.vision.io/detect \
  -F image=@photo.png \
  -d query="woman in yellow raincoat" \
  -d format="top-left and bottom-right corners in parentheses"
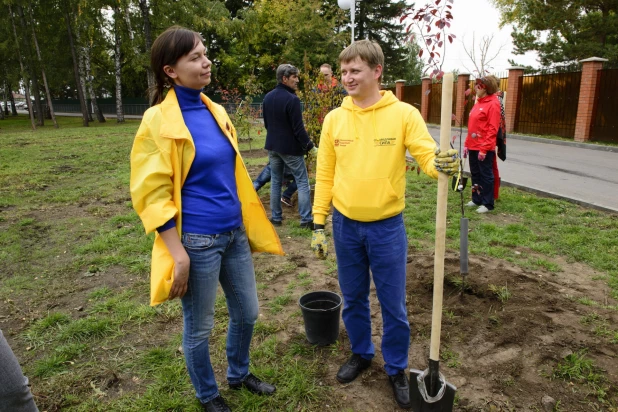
top-left (130, 26), bottom-right (283, 411)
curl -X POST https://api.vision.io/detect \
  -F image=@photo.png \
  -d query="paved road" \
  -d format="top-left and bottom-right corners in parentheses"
top-left (426, 126), bottom-right (618, 214)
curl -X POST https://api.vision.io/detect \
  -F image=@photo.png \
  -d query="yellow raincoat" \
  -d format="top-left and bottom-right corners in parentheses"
top-left (130, 88), bottom-right (284, 306)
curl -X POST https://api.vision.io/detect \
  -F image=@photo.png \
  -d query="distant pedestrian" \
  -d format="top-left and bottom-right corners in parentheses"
top-left (464, 75), bottom-right (501, 213)
top-left (130, 25), bottom-right (283, 412)
top-left (263, 64), bottom-right (316, 228)
top-left (493, 89), bottom-right (507, 199)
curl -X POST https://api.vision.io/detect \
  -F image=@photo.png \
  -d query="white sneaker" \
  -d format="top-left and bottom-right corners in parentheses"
top-left (465, 201), bottom-right (477, 207)
top-left (476, 206), bottom-right (490, 214)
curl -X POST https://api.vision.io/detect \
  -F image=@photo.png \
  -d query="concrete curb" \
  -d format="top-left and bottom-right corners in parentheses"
top-left (426, 124), bottom-right (618, 153)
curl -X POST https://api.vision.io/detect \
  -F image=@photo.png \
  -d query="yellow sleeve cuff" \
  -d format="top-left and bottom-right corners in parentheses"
top-left (313, 214), bottom-right (327, 225)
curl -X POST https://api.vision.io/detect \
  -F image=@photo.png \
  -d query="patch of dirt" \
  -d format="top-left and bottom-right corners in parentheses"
top-left (251, 159), bottom-right (618, 411)
top-left (258, 229), bottom-right (618, 411)
top-left (2, 153), bottom-right (617, 411)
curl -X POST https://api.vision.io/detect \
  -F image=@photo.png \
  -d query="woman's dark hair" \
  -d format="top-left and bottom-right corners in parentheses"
top-left (149, 26), bottom-right (204, 105)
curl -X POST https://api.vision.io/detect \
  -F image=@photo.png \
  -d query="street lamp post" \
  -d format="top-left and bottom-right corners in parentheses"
top-left (337, 0), bottom-right (355, 44)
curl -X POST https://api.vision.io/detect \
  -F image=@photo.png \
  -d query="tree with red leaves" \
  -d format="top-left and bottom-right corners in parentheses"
top-left (400, 0), bottom-right (456, 79)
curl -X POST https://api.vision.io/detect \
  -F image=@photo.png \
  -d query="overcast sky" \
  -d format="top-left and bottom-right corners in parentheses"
top-left (425, 0), bottom-right (540, 75)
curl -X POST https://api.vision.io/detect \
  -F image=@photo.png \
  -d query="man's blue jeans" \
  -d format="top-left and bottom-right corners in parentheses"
top-left (180, 225), bottom-right (259, 404)
top-left (268, 151), bottom-right (312, 224)
top-left (253, 163), bottom-right (297, 200)
top-left (332, 209), bottom-right (410, 376)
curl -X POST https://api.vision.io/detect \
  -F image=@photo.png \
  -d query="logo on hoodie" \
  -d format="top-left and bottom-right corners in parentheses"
top-left (373, 138), bottom-right (396, 147)
top-left (334, 139), bottom-right (354, 147)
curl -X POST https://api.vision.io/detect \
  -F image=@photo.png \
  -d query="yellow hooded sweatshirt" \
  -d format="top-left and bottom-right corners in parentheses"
top-left (313, 90), bottom-right (439, 224)
top-left (130, 88), bottom-right (283, 306)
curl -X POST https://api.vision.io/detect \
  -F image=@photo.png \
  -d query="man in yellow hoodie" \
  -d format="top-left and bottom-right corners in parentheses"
top-left (310, 40), bottom-right (459, 409)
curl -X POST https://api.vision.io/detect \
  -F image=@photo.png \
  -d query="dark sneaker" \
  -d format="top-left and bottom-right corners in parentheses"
top-left (229, 373), bottom-right (276, 395)
top-left (269, 218), bottom-right (282, 227)
top-left (281, 197), bottom-right (293, 207)
top-left (201, 395), bottom-right (231, 412)
top-left (388, 371), bottom-right (411, 409)
top-left (336, 354), bottom-right (372, 383)
top-left (299, 221), bottom-right (314, 230)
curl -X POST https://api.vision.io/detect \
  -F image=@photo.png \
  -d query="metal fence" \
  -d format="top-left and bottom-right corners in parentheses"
top-left (427, 81), bottom-right (457, 125)
top-left (401, 84), bottom-right (422, 110)
top-left (514, 71), bottom-right (582, 138)
top-left (590, 68), bottom-right (618, 143)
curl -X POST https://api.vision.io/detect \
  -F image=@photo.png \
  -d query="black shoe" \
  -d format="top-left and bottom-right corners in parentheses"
top-left (336, 354), bottom-right (372, 383)
top-left (201, 395), bottom-right (231, 412)
top-left (229, 373), bottom-right (276, 395)
top-left (388, 371), bottom-right (411, 409)
top-left (299, 221), bottom-right (313, 229)
top-left (269, 218), bottom-right (282, 227)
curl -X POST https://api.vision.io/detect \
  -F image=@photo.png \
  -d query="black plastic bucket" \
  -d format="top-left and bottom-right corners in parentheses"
top-left (299, 290), bottom-right (342, 346)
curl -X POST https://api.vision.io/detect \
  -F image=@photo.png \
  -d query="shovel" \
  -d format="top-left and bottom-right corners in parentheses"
top-left (410, 73), bottom-right (457, 411)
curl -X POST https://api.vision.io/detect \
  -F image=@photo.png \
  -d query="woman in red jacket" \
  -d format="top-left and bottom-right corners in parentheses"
top-left (464, 75), bottom-right (502, 213)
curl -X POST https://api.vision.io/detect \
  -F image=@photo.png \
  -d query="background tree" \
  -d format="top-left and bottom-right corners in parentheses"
top-left (403, 0), bottom-right (456, 80)
top-left (492, 0), bottom-right (618, 66)
top-left (218, 0), bottom-right (346, 92)
top-left (356, 0), bottom-right (422, 83)
top-left (461, 32), bottom-right (506, 76)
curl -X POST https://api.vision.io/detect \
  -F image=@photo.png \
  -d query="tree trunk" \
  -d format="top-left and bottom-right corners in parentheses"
top-left (79, 47), bottom-right (93, 122)
top-left (9, 5), bottom-right (36, 130)
top-left (74, 24), bottom-right (93, 122)
top-left (0, 84), bottom-right (4, 120)
top-left (8, 83), bottom-right (18, 116)
top-left (64, 5), bottom-right (89, 127)
top-left (114, 6), bottom-right (125, 123)
top-left (3, 82), bottom-right (9, 116)
top-left (28, 3), bottom-right (58, 128)
top-left (85, 46), bottom-right (105, 123)
top-left (16, 4), bottom-right (44, 126)
top-left (139, 0), bottom-right (155, 102)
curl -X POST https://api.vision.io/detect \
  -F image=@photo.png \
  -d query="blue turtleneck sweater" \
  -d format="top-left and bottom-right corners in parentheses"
top-left (158, 85), bottom-right (241, 235)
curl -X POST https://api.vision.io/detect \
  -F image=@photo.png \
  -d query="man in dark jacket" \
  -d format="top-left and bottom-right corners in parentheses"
top-left (263, 64), bottom-right (316, 228)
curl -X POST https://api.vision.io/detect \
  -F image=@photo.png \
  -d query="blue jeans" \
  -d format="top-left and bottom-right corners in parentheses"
top-left (180, 225), bottom-right (259, 404)
top-left (0, 329), bottom-right (38, 411)
top-left (252, 163), bottom-right (297, 200)
top-left (268, 151), bottom-right (312, 224)
top-left (332, 209), bottom-right (410, 376)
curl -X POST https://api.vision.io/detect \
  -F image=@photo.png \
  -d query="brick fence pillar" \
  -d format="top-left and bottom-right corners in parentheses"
top-left (505, 67), bottom-right (524, 133)
top-left (421, 77), bottom-right (431, 121)
top-left (395, 79), bottom-right (406, 101)
top-left (455, 73), bottom-right (470, 124)
top-left (574, 57), bottom-right (607, 142)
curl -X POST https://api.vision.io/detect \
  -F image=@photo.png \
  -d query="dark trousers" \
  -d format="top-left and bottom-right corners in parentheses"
top-left (469, 150), bottom-right (495, 210)
top-left (252, 164), bottom-right (297, 200)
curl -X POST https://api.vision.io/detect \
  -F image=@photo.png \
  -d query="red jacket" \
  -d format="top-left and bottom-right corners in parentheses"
top-left (465, 94), bottom-right (501, 152)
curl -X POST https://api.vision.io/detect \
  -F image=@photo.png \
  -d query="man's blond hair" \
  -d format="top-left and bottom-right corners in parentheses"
top-left (338, 40), bottom-right (384, 81)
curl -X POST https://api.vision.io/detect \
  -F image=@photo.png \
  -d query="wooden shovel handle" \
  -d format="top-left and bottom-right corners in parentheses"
top-left (430, 73), bottom-right (454, 362)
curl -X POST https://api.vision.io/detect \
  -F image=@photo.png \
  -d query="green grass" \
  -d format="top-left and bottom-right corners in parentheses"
top-left (2, 115), bottom-right (618, 410)
top-left (244, 156), bottom-right (268, 166)
top-left (552, 350), bottom-right (602, 383)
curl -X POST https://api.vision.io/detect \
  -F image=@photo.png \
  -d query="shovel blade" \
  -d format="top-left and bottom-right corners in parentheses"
top-left (409, 369), bottom-right (457, 412)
